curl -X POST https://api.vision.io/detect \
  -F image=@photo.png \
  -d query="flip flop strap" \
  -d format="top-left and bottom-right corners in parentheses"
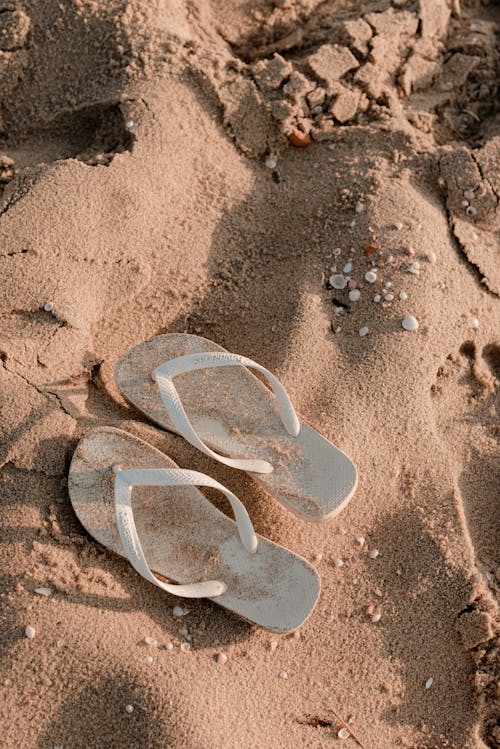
top-left (113, 467), bottom-right (258, 599)
top-left (153, 351), bottom-right (300, 474)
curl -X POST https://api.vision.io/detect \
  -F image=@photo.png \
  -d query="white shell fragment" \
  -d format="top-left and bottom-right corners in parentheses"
top-left (369, 549), bottom-right (380, 559)
top-left (384, 293), bottom-right (394, 301)
top-left (334, 558), bottom-right (344, 568)
top-left (356, 536), bottom-right (366, 547)
top-left (395, 222), bottom-right (403, 231)
top-left (471, 317), bottom-right (479, 329)
top-left (338, 727), bottom-right (350, 740)
top-left (365, 271), bottom-right (377, 283)
top-left (34, 587), bottom-right (52, 597)
top-left (125, 704), bottom-right (134, 714)
top-left (180, 642), bottom-right (191, 652)
top-left (217, 652), bottom-right (228, 665)
top-left (25, 625), bottom-right (36, 639)
top-left (425, 677), bottom-right (433, 689)
top-left (371, 613), bottom-right (382, 623)
top-left (173, 606), bottom-right (189, 617)
top-left (399, 291), bottom-right (408, 300)
top-left (359, 327), bottom-right (369, 337)
top-left (329, 274), bottom-right (348, 290)
top-left (144, 636), bottom-right (157, 646)
top-left (126, 120), bottom-right (134, 129)
top-left (373, 294), bottom-right (381, 303)
top-left (265, 158), bottom-right (277, 169)
top-left (349, 289), bottom-right (361, 301)
top-left (402, 315), bottom-right (419, 331)
top-left (43, 302), bottom-right (54, 312)
top-left (164, 641), bottom-right (174, 651)
top-left (407, 262), bottom-right (420, 275)
top-left (144, 655), bottom-right (154, 665)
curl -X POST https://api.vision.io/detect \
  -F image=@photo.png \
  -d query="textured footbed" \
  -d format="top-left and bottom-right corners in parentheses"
top-left (114, 334), bottom-right (357, 521)
top-left (68, 427), bottom-right (320, 632)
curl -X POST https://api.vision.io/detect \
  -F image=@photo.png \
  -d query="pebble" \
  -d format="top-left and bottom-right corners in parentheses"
top-left (34, 587), bottom-right (52, 597)
top-left (125, 704), bottom-right (134, 714)
top-left (373, 294), bottom-right (381, 303)
top-left (125, 120), bottom-right (134, 129)
top-left (279, 671), bottom-right (288, 680)
top-left (180, 642), bottom-right (191, 652)
top-left (356, 536), bottom-right (366, 547)
top-left (173, 606), bottom-right (189, 617)
top-left (369, 548), bottom-right (380, 559)
top-left (270, 640), bottom-right (279, 653)
top-left (25, 626), bottom-right (36, 639)
top-left (144, 656), bottom-right (153, 665)
top-left (385, 281), bottom-right (392, 288)
top-left (338, 727), bottom-right (350, 740)
top-left (329, 274), bottom-right (348, 290)
top-left (462, 200), bottom-right (470, 207)
top-left (471, 317), bottom-right (480, 329)
top-left (463, 189), bottom-right (474, 199)
top-left (216, 652), bottom-right (228, 665)
top-left (358, 327), bottom-right (369, 337)
top-left (425, 677), bottom-right (433, 689)
top-left (43, 302), bottom-right (54, 312)
top-left (427, 252), bottom-right (437, 264)
top-left (395, 222), bottom-right (403, 230)
top-left (349, 289), bottom-right (361, 301)
top-left (343, 261), bottom-right (353, 273)
top-left (144, 636), bottom-right (157, 646)
top-left (371, 613), bottom-right (382, 623)
top-left (334, 325), bottom-right (342, 333)
top-left (164, 641), bottom-right (174, 651)
top-left (399, 291), bottom-right (408, 300)
top-left (265, 159), bottom-right (277, 169)
top-left (402, 315), bottom-right (419, 331)
top-left (365, 271), bottom-right (377, 283)
top-left (334, 559), bottom-right (344, 568)
top-left (384, 293), bottom-right (394, 302)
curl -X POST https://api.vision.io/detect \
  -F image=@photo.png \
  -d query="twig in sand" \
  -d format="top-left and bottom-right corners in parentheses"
top-left (328, 708), bottom-right (368, 748)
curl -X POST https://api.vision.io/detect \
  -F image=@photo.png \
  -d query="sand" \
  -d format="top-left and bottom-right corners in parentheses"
top-left (0, 0), bottom-right (499, 747)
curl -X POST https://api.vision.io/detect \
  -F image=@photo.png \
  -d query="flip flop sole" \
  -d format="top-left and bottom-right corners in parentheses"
top-left (115, 334), bottom-right (357, 521)
top-left (68, 426), bottom-right (320, 632)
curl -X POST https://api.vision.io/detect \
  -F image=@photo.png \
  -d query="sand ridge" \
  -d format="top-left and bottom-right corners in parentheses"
top-left (0, 0), bottom-right (499, 747)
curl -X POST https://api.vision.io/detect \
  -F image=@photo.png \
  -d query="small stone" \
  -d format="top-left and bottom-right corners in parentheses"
top-left (34, 587), bottom-right (52, 597)
top-left (164, 641), bottom-right (174, 651)
top-left (265, 158), bottom-right (277, 169)
top-left (43, 302), bottom-right (54, 312)
top-left (358, 327), bottom-right (369, 337)
top-left (180, 642), bottom-right (191, 652)
top-left (144, 636), bottom-right (157, 646)
top-left (25, 626), bottom-right (36, 639)
top-left (329, 274), bottom-right (348, 289)
top-left (384, 293), bottom-right (394, 301)
top-left (369, 548), bottom-right (380, 559)
top-left (371, 613), bottom-right (382, 623)
top-left (425, 677), bottom-right (433, 689)
top-left (463, 189), bottom-right (474, 199)
top-left (279, 671), bottom-right (288, 680)
top-left (334, 558), bottom-right (344, 568)
top-left (471, 317), bottom-right (479, 329)
top-left (407, 262), bottom-right (420, 275)
top-left (402, 315), bottom-right (419, 331)
top-left (173, 606), bottom-right (189, 617)
top-left (338, 727), bottom-right (350, 740)
top-left (270, 640), bottom-right (279, 652)
top-left (365, 270), bottom-right (377, 283)
top-left (125, 704), bottom-right (134, 714)
top-left (216, 652), bottom-right (228, 665)
top-left (373, 294), bottom-right (381, 302)
top-left (395, 222), bottom-right (403, 230)
top-left (349, 289), bottom-right (361, 301)
top-left (399, 291), bottom-right (408, 300)
top-left (126, 120), bottom-right (134, 129)
top-left (144, 656), bottom-right (153, 665)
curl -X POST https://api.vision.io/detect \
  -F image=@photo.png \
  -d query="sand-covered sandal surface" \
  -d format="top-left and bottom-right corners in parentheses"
top-left (68, 427), bottom-right (320, 632)
top-left (114, 334), bottom-right (357, 522)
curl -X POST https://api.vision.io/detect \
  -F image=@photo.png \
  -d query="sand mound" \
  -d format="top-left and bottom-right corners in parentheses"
top-left (0, 1), bottom-right (498, 747)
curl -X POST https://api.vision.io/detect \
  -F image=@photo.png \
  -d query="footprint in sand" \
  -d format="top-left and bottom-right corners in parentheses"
top-left (432, 340), bottom-right (500, 579)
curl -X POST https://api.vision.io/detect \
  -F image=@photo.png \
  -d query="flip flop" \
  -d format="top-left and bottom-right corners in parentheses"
top-left (68, 426), bottom-right (320, 632)
top-left (114, 334), bottom-right (357, 522)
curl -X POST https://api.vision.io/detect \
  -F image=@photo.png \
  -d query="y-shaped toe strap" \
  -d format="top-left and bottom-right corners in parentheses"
top-left (152, 351), bottom-right (300, 474)
top-left (113, 466), bottom-right (258, 599)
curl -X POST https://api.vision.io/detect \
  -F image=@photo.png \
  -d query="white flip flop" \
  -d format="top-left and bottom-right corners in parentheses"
top-left (68, 426), bottom-right (320, 632)
top-left (114, 334), bottom-right (357, 522)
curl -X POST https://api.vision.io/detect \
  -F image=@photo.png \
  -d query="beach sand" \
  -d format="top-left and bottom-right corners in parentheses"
top-left (0, 0), bottom-right (498, 747)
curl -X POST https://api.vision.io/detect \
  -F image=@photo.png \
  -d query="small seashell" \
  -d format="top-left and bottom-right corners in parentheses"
top-left (25, 626), bottom-right (36, 639)
top-left (471, 317), bottom-right (479, 329)
top-left (43, 302), bottom-right (54, 312)
top-left (369, 548), bottom-right (380, 559)
top-left (125, 704), bottom-right (134, 714)
top-left (402, 315), bottom-right (419, 331)
top-left (180, 642), bottom-right (191, 652)
top-left (356, 536), bottom-right (365, 546)
top-left (164, 641), bottom-right (174, 651)
top-left (329, 274), bottom-right (347, 290)
top-left (358, 327), bottom-right (369, 337)
top-left (144, 656), bottom-right (153, 665)
top-left (34, 587), bottom-right (52, 597)
top-left (373, 294), bottom-right (381, 302)
top-left (338, 727), bottom-right (350, 740)
top-left (466, 205), bottom-right (477, 217)
top-left (173, 606), bottom-right (189, 617)
top-left (265, 159), bottom-right (277, 169)
top-left (425, 677), bottom-right (433, 689)
top-left (144, 636), bottom-right (157, 646)
top-left (371, 612), bottom-right (382, 623)
top-left (365, 271), bottom-right (377, 283)
top-left (349, 289), bottom-right (361, 301)
top-left (384, 293), bottom-right (394, 301)
top-left (216, 652), bottom-right (228, 665)
top-left (333, 248), bottom-right (342, 256)
top-left (126, 120), bottom-right (134, 129)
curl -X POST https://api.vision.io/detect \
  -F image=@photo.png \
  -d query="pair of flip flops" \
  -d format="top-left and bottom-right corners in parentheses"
top-left (69, 334), bottom-right (357, 632)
